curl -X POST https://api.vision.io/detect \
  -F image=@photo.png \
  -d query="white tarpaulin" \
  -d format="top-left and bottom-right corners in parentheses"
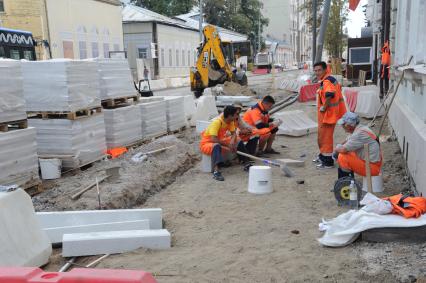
top-left (0, 59), bottom-right (26, 123)
top-left (318, 209), bottom-right (426, 247)
top-left (0, 188), bottom-right (51, 267)
top-left (22, 59), bottom-right (100, 112)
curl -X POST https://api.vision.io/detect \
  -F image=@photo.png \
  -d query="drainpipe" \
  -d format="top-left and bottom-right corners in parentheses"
top-left (42, 0), bottom-right (52, 59)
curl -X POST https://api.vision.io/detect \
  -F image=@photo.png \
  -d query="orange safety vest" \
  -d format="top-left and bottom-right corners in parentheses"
top-left (317, 75), bottom-right (347, 124)
top-left (242, 102), bottom-right (272, 136)
top-left (384, 194), bottom-right (426, 218)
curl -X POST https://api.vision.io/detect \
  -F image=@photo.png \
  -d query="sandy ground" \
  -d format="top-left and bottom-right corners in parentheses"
top-left (40, 72), bottom-right (425, 282)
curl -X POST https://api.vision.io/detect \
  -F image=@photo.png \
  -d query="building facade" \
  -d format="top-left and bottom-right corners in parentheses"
top-left (289, 0), bottom-right (312, 65)
top-left (122, 5), bottom-right (199, 79)
top-left (367, 0), bottom-right (426, 195)
top-left (0, 0), bottom-right (123, 60)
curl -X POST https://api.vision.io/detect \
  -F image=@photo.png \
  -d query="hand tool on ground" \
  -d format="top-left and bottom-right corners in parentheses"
top-left (96, 177), bottom-right (101, 209)
top-left (71, 167), bottom-right (121, 200)
top-left (131, 145), bottom-right (175, 163)
top-left (236, 151), bottom-right (294, 177)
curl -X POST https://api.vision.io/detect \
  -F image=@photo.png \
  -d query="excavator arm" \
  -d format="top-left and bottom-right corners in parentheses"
top-left (190, 25), bottom-right (236, 97)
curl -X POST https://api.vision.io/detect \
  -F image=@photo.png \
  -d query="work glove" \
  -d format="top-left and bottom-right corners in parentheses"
top-left (320, 106), bottom-right (326, 112)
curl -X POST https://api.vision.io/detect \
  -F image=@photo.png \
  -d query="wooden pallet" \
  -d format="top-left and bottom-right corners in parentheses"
top-left (0, 119), bottom-right (28, 132)
top-left (168, 126), bottom-right (187, 135)
top-left (102, 95), bottom-right (140, 108)
top-left (28, 107), bottom-right (102, 120)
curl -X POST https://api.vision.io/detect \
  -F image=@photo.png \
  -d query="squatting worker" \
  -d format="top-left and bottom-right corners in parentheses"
top-left (380, 41), bottom-right (391, 99)
top-left (242, 95), bottom-right (282, 156)
top-left (313, 61), bottom-right (347, 169)
top-left (199, 105), bottom-right (254, 182)
top-left (233, 101), bottom-right (259, 156)
top-left (334, 112), bottom-right (382, 179)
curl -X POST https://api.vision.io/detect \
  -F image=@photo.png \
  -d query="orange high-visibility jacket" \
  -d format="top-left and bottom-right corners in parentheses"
top-left (317, 75), bottom-right (347, 124)
top-left (381, 41), bottom-right (391, 65)
top-left (243, 102), bottom-right (273, 136)
top-left (385, 194), bottom-right (426, 218)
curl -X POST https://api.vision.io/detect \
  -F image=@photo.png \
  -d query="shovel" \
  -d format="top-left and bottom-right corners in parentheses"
top-left (236, 151), bottom-right (294, 177)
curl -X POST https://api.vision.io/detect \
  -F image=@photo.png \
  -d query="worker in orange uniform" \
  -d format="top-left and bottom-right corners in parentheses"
top-left (199, 105), bottom-right (254, 181)
top-left (313, 61), bottom-right (347, 169)
top-left (380, 41), bottom-right (391, 99)
top-left (233, 101), bottom-right (259, 156)
top-left (242, 95), bottom-right (282, 156)
top-left (334, 112), bottom-right (382, 179)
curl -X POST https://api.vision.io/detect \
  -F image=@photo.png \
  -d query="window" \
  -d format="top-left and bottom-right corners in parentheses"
top-left (103, 43), bottom-right (110, 58)
top-left (161, 48), bottom-right (165, 67)
top-left (349, 47), bottom-right (371, 65)
top-left (91, 42), bottom-right (99, 58)
top-left (168, 49), bottom-right (172, 66)
top-left (0, 0), bottom-right (4, 12)
top-left (62, 41), bottom-right (74, 59)
top-left (10, 50), bottom-right (20, 60)
top-left (182, 50), bottom-right (185, 66)
top-left (138, 48), bottom-right (147, 59)
top-left (79, 42), bottom-right (87, 59)
top-left (176, 50), bottom-right (179, 66)
top-left (23, 50), bottom-right (33, 60)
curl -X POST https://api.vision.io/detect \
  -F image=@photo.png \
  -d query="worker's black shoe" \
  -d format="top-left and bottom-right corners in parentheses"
top-left (316, 162), bottom-right (335, 169)
top-left (312, 154), bottom-right (322, 163)
top-left (243, 161), bottom-right (254, 172)
top-left (213, 171), bottom-right (225, 181)
top-left (256, 150), bottom-right (265, 157)
top-left (264, 148), bottom-right (280, 155)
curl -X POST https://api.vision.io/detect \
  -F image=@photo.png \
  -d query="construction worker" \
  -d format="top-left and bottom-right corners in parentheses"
top-left (199, 105), bottom-right (254, 181)
top-left (233, 101), bottom-right (259, 156)
top-left (242, 95), bottom-right (282, 156)
top-left (313, 61), bottom-right (347, 169)
top-left (334, 112), bottom-right (382, 179)
top-left (380, 41), bottom-right (391, 99)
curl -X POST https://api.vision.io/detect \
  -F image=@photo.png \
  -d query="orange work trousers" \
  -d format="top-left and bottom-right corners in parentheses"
top-left (200, 136), bottom-right (233, 155)
top-left (318, 121), bottom-right (336, 154)
top-left (239, 128), bottom-right (271, 143)
top-left (338, 151), bottom-right (382, 177)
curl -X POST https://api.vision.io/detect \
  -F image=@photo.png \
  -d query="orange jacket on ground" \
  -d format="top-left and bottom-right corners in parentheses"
top-left (317, 74), bottom-right (347, 125)
top-left (384, 194), bottom-right (426, 218)
top-left (199, 115), bottom-right (236, 155)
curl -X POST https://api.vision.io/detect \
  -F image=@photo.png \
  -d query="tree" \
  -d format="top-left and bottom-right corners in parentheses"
top-left (300, 0), bottom-right (348, 59)
top-left (131, 0), bottom-right (196, 17)
top-left (203, 0), bottom-right (268, 52)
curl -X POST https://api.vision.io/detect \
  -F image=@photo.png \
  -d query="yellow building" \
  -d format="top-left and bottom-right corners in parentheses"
top-left (0, 0), bottom-right (123, 60)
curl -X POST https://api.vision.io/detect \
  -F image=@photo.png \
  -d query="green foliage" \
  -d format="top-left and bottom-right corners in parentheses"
top-left (130, 0), bottom-right (196, 17)
top-left (204, 0), bottom-right (269, 52)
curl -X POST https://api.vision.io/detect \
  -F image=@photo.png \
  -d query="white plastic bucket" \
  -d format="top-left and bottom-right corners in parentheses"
top-left (201, 154), bottom-right (212, 173)
top-left (248, 166), bottom-right (273, 194)
top-left (39, 158), bottom-right (62, 180)
top-left (362, 174), bottom-right (384, 193)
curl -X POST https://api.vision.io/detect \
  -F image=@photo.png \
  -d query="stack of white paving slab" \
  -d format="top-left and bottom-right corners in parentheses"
top-left (95, 58), bottom-right (136, 100)
top-left (163, 96), bottom-right (187, 132)
top-left (138, 100), bottom-right (167, 139)
top-left (183, 95), bottom-right (197, 126)
top-left (36, 209), bottom-right (171, 256)
top-left (274, 110), bottom-right (318, 136)
top-left (0, 59), bottom-right (26, 123)
top-left (104, 105), bottom-right (142, 148)
top-left (22, 59), bottom-right (100, 112)
top-left (194, 95), bottom-right (219, 122)
top-left (0, 188), bottom-right (52, 267)
top-left (0, 128), bottom-right (40, 188)
top-left (215, 96), bottom-right (255, 107)
top-left (28, 114), bottom-right (106, 169)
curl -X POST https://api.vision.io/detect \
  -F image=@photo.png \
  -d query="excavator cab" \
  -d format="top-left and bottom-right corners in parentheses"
top-left (190, 25), bottom-right (248, 98)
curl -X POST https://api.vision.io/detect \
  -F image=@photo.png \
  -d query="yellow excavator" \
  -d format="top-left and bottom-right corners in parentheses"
top-left (190, 25), bottom-right (248, 98)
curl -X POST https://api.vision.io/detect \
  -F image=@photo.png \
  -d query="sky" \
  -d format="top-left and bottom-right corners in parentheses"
top-left (346, 0), bottom-right (368, 38)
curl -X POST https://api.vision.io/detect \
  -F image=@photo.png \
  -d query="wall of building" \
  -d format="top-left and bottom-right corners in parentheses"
top-left (262, 0), bottom-right (292, 44)
top-left (156, 23), bottom-right (199, 79)
top-left (388, 0), bottom-right (426, 195)
top-left (46, 0), bottom-right (123, 59)
top-left (0, 0), bottom-right (49, 59)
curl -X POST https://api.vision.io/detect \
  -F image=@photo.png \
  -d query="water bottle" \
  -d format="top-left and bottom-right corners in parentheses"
top-left (349, 180), bottom-right (358, 209)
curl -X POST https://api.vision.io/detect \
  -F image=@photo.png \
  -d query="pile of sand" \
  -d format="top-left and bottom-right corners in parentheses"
top-left (223, 81), bottom-right (255, 96)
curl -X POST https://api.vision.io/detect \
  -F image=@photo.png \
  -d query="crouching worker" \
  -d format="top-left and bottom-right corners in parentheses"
top-left (243, 95), bottom-right (282, 155)
top-left (233, 101), bottom-right (259, 156)
top-left (200, 105), bottom-right (254, 181)
top-left (334, 112), bottom-right (382, 179)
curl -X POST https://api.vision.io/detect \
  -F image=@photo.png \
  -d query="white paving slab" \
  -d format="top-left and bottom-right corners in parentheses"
top-left (274, 110), bottom-right (318, 136)
top-left (104, 105), bottom-right (142, 148)
top-left (62, 229), bottom-right (171, 256)
top-left (0, 59), bottom-right (26, 123)
top-left (45, 219), bottom-right (150, 244)
top-left (0, 188), bottom-right (51, 267)
top-left (36, 208), bottom-right (162, 230)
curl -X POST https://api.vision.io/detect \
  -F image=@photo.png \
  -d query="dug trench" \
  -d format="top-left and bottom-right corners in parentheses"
top-left (33, 132), bottom-right (200, 211)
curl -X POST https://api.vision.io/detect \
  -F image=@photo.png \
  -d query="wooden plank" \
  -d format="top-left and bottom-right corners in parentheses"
top-left (21, 179), bottom-right (43, 196)
top-left (362, 225), bottom-right (426, 243)
top-left (0, 119), bottom-right (28, 132)
top-left (101, 95), bottom-right (140, 108)
top-left (27, 107), bottom-right (102, 121)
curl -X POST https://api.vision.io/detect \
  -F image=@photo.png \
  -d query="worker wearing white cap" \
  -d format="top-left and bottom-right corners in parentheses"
top-left (334, 112), bottom-right (382, 179)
